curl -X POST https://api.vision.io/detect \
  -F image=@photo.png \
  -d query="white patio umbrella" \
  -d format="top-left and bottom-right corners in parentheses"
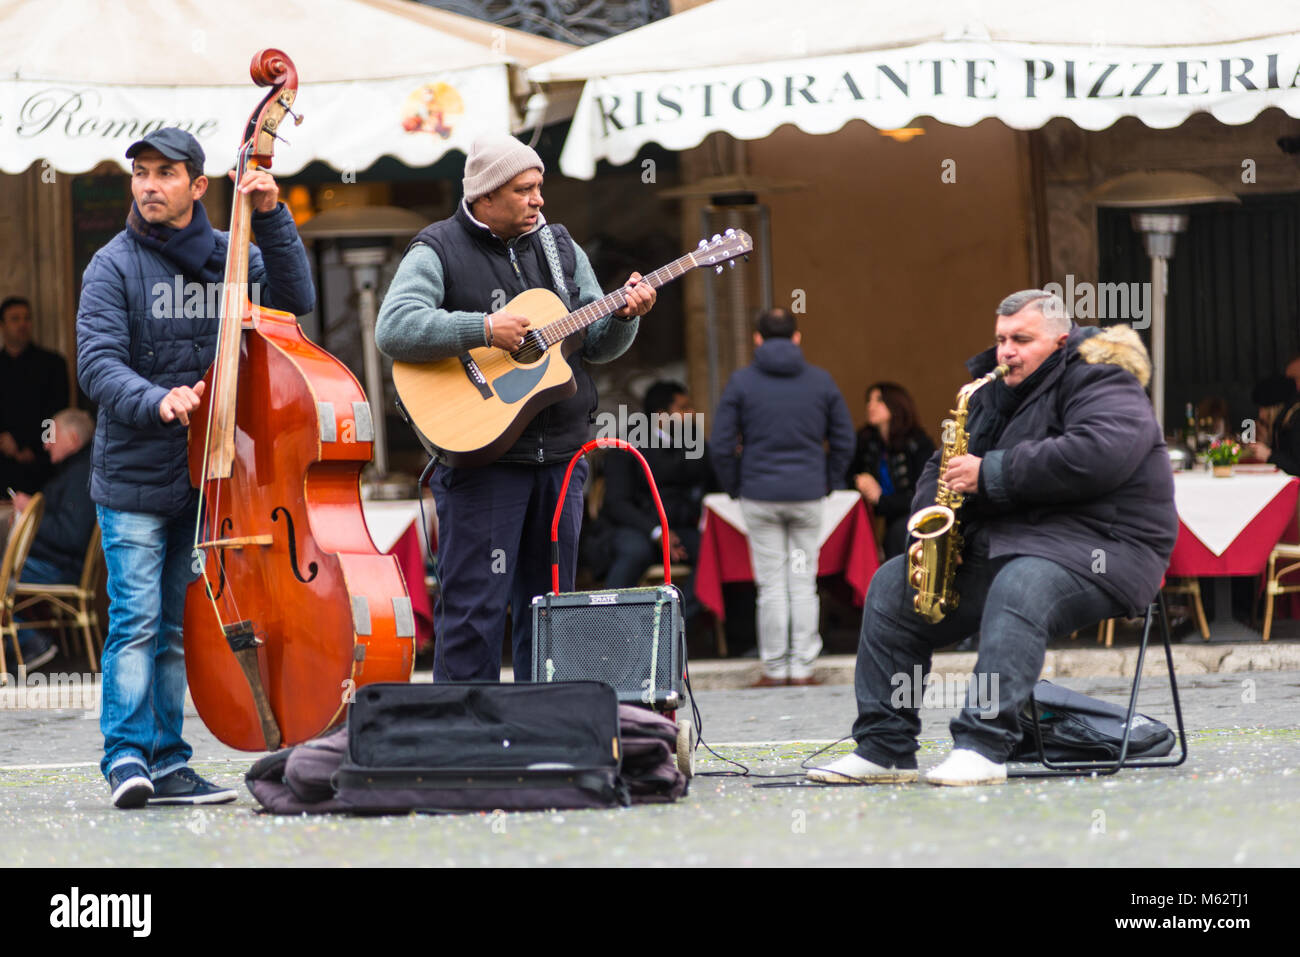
top-left (527, 0), bottom-right (1300, 179)
top-left (0, 0), bottom-right (575, 176)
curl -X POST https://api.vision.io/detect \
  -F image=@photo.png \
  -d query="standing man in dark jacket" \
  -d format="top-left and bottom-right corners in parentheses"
top-left (711, 309), bottom-right (855, 686)
top-left (809, 290), bottom-right (1178, 787)
top-left (0, 296), bottom-right (68, 494)
top-left (7, 408), bottom-right (96, 669)
top-left (375, 133), bottom-right (654, 683)
top-left (77, 128), bottom-right (315, 808)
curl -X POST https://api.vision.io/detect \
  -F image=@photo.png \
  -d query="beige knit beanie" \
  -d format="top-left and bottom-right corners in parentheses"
top-left (462, 133), bottom-right (544, 203)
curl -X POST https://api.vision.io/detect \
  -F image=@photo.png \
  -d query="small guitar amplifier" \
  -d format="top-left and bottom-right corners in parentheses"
top-left (532, 585), bottom-right (685, 711)
top-left (531, 438), bottom-right (689, 712)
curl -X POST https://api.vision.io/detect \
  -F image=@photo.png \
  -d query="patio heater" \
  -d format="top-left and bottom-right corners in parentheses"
top-left (298, 205), bottom-right (427, 483)
top-left (660, 175), bottom-right (803, 414)
top-left (1089, 171), bottom-right (1240, 432)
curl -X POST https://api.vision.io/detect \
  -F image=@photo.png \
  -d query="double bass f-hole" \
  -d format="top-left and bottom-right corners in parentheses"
top-left (271, 506), bottom-right (318, 583)
top-left (204, 517), bottom-right (235, 601)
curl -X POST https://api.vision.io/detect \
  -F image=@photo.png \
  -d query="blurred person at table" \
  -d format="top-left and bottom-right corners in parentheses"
top-left (1247, 373), bottom-right (1300, 473)
top-left (847, 382), bottom-right (935, 559)
top-left (600, 381), bottom-right (714, 616)
top-left (7, 408), bottom-right (96, 670)
top-left (1286, 354), bottom-right (1300, 393)
top-left (0, 296), bottom-right (69, 496)
top-left (808, 291), bottom-right (1177, 787)
top-left (711, 308), bottom-right (855, 687)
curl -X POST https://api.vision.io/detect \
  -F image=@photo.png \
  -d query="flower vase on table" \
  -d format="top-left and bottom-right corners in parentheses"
top-left (1207, 438), bottom-right (1241, 477)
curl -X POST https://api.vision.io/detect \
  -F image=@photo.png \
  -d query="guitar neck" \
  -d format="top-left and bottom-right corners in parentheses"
top-left (537, 252), bottom-right (699, 348)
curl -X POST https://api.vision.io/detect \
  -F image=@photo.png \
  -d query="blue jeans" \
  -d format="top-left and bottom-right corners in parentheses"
top-left (96, 504), bottom-right (198, 781)
top-left (851, 552), bottom-right (1124, 766)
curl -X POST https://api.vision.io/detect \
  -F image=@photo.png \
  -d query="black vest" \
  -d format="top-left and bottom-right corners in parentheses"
top-left (409, 204), bottom-right (598, 465)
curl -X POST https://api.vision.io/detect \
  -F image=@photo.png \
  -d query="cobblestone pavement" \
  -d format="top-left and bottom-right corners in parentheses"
top-left (1, 672), bottom-right (1297, 867)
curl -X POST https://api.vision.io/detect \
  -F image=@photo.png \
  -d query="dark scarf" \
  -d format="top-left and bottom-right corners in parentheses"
top-left (967, 348), bottom-right (1066, 457)
top-left (126, 199), bottom-right (225, 285)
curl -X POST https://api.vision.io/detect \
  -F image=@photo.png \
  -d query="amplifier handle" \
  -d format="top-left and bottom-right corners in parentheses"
top-left (550, 438), bottom-right (673, 594)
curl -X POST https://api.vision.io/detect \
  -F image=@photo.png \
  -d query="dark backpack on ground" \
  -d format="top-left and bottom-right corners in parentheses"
top-left (617, 704), bottom-right (688, 803)
top-left (246, 682), bottom-right (688, 814)
top-left (1010, 679), bottom-right (1175, 763)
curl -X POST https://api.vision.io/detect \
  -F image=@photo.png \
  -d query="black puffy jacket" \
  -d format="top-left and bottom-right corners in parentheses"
top-left (913, 325), bottom-right (1178, 616)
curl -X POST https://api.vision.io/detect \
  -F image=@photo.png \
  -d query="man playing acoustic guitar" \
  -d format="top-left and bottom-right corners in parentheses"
top-left (376, 133), bottom-right (655, 682)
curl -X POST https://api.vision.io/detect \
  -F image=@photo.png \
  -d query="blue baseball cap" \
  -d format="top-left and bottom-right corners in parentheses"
top-left (125, 128), bottom-right (205, 168)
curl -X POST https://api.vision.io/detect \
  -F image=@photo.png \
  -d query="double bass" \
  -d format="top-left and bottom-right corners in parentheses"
top-left (184, 49), bottom-right (413, 752)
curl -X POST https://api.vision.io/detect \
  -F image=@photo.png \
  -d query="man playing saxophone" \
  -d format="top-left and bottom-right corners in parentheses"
top-left (809, 290), bottom-right (1178, 786)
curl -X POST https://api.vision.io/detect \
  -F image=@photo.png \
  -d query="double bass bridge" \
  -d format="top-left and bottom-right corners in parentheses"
top-left (198, 535), bottom-right (274, 549)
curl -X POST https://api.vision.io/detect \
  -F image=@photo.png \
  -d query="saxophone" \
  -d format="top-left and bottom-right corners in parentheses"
top-left (905, 364), bottom-right (1010, 622)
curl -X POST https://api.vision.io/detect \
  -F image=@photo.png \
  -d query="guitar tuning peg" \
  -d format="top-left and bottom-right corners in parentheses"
top-left (727, 260), bottom-right (736, 268)
top-left (711, 234), bottom-right (721, 243)
top-left (715, 265), bottom-right (724, 274)
top-left (724, 228), bottom-right (735, 236)
top-left (698, 239), bottom-right (708, 249)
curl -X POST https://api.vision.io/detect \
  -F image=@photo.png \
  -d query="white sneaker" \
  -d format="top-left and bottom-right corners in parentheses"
top-left (806, 752), bottom-right (919, 785)
top-left (925, 748), bottom-right (1007, 786)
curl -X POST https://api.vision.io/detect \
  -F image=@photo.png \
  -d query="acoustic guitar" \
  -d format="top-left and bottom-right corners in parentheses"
top-left (392, 228), bottom-right (753, 466)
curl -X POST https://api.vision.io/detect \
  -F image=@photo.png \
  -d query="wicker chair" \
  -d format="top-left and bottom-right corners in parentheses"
top-left (13, 524), bottom-right (105, 671)
top-left (1, 493), bottom-right (47, 678)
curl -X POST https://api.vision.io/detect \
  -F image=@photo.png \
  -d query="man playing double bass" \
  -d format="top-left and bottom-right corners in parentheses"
top-left (77, 128), bottom-right (315, 808)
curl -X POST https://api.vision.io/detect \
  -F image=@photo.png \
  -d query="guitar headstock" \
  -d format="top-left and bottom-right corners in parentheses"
top-left (693, 229), bottom-right (754, 273)
top-left (242, 49), bottom-right (301, 169)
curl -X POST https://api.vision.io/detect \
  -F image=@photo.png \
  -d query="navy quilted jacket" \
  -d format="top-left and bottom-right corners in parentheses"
top-left (76, 203), bottom-right (315, 516)
top-left (710, 338), bottom-right (855, 502)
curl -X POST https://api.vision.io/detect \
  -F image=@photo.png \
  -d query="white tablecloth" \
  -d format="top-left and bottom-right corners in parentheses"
top-left (702, 489), bottom-right (862, 547)
top-left (360, 499), bottom-right (423, 554)
top-left (1173, 470), bottom-right (1294, 557)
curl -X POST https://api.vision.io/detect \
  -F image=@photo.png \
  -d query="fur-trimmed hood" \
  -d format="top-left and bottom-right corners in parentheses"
top-left (1075, 324), bottom-right (1151, 387)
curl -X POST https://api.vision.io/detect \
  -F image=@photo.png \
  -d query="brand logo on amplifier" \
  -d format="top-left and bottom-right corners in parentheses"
top-left (588, 593), bottom-right (618, 605)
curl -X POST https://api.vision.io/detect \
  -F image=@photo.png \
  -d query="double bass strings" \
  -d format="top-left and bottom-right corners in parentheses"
top-left (192, 144), bottom-right (255, 633)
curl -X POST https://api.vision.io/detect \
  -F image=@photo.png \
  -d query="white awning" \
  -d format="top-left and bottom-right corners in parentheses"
top-left (0, 0), bottom-right (575, 176)
top-left (527, 0), bottom-right (1300, 179)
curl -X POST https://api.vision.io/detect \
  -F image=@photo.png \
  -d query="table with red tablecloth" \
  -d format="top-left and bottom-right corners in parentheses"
top-left (694, 490), bottom-right (879, 621)
top-left (362, 499), bottom-right (435, 651)
top-left (1165, 469), bottom-right (1299, 638)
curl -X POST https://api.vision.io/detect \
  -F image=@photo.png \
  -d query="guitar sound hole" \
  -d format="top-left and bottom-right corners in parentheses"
top-left (511, 332), bottom-right (546, 365)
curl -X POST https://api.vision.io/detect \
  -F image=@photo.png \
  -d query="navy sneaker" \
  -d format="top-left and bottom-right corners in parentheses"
top-left (147, 767), bottom-right (237, 805)
top-left (108, 764), bottom-right (154, 809)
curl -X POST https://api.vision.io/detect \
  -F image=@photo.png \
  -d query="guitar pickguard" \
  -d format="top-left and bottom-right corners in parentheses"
top-left (491, 354), bottom-right (551, 403)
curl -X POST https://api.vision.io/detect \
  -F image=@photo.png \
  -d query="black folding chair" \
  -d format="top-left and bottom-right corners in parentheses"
top-left (1008, 593), bottom-right (1188, 778)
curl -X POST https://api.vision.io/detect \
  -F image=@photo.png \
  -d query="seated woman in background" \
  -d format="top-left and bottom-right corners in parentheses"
top-left (847, 382), bottom-right (935, 559)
